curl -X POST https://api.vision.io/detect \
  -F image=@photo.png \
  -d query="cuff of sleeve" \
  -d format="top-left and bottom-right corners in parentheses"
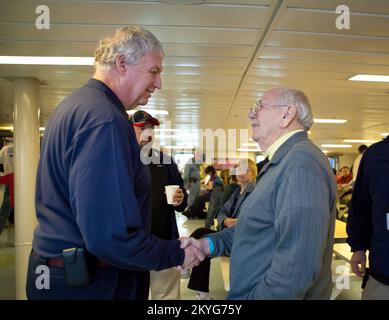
top-left (204, 236), bottom-right (215, 255)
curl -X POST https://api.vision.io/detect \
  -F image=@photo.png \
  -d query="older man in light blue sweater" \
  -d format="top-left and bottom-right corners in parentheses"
top-left (182, 87), bottom-right (337, 299)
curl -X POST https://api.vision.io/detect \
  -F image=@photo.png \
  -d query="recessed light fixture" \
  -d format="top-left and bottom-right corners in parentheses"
top-left (321, 144), bottom-right (352, 148)
top-left (343, 139), bottom-right (377, 143)
top-left (349, 74), bottom-right (389, 83)
top-left (314, 119), bottom-right (347, 124)
top-left (0, 56), bottom-right (94, 65)
top-left (127, 110), bottom-right (169, 116)
top-left (380, 132), bottom-right (389, 137)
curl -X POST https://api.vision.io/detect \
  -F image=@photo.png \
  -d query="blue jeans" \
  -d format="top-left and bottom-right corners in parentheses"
top-left (26, 251), bottom-right (150, 300)
top-left (0, 185), bottom-right (11, 234)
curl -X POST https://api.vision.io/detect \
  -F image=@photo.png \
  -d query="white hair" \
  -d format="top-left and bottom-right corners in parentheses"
top-left (272, 87), bottom-right (314, 130)
top-left (94, 26), bottom-right (164, 70)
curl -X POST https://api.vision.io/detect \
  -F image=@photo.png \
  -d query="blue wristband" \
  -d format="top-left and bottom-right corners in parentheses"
top-left (204, 237), bottom-right (215, 255)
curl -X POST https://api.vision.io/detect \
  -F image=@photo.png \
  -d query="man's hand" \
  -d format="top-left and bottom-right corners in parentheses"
top-left (350, 250), bottom-right (367, 277)
top-left (180, 237), bottom-right (210, 257)
top-left (172, 188), bottom-right (184, 207)
top-left (175, 237), bottom-right (207, 270)
top-left (223, 218), bottom-right (237, 228)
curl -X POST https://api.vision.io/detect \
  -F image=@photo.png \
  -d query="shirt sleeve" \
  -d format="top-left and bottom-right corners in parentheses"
top-left (68, 122), bottom-right (184, 271)
top-left (207, 225), bottom-right (235, 257)
top-left (346, 153), bottom-right (373, 251)
top-left (247, 166), bottom-right (333, 299)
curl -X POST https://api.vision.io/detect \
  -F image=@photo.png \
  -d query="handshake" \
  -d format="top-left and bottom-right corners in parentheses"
top-left (177, 237), bottom-right (211, 270)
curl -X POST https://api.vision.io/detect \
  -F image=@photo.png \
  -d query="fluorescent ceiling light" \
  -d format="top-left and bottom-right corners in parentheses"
top-left (380, 132), bottom-right (389, 137)
top-left (349, 74), bottom-right (389, 82)
top-left (155, 128), bottom-right (181, 132)
top-left (0, 126), bottom-right (45, 131)
top-left (314, 119), bottom-right (347, 124)
top-left (237, 148), bottom-right (261, 152)
top-left (321, 144), bottom-right (352, 148)
top-left (0, 56), bottom-right (94, 65)
top-left (343, 139), bottom-right (377, 143)
top-left (175, 72), bottom-right (200, 76)
top-left (241, 143), bottom-right (259, 147)
top-left (127, 110), bottom-right (169, 116)
top-left (0, 126), bottom-right (13, 130)
top-left (174, 64), bottom-right (200, 67)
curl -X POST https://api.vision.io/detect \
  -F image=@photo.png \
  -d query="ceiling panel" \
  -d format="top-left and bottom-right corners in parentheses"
top-left (0, 0), bottom-right (269, 28)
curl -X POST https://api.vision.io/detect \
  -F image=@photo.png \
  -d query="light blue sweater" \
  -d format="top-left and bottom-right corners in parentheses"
top-left (209, 131), bottom-right (336, 299)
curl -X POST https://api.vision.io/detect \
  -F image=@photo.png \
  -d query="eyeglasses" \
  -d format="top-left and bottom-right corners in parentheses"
top-left (249, 101), bottom-right (289, 114)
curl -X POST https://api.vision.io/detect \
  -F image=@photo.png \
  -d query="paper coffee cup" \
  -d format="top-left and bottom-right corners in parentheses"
top-left (165, 185), bottom-right (179, 204)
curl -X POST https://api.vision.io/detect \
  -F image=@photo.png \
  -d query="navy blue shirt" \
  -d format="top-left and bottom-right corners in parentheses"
top-left (33, 79), bottom-right (184, 271)
top-left (347, 137), bottom-right (389, 276)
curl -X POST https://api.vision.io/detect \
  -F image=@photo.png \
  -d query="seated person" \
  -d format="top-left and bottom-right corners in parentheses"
top-left (183, 165), bottom-right (223, 219)
top-left (185, 159), bottom-right (257, 299)
top-left (337, 166), bottom-right (353, 205)
top-left (336, 166), bottom-right (353, 186)
top-left (220, 174), bottom-right (239, 205)
top-left (205, 174), bottom-right (239, 229)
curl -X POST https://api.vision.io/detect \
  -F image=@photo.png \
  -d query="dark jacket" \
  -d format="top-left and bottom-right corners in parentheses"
top-left (347, 137), bottom-right (389, 276)
top-left (148, 149), bottom-right (188, 240)
top-left (216, 182), bottom-right (255, 231)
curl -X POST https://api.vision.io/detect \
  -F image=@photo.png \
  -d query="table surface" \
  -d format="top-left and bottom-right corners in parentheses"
top-left (334, 219), bottom-right (347, 239)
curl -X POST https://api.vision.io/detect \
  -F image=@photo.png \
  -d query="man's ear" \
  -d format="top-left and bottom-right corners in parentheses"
top-left (116, 55), bottom-right (127, 74)
top-left (280, 106), bottom-right (297, 128)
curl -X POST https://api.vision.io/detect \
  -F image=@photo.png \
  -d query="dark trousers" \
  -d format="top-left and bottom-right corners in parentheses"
top-left (26, 251), bottom-right (149, 300)
top-left (0, 185), bottom-right (11, 233)
top-left (188, 191), bottom-right (210, 219)
top-left (187, 228), bottom-right (216, 292)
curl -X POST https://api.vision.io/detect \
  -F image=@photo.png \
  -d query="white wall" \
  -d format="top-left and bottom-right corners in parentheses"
top-left (339, 153), bottom-right (357, 169)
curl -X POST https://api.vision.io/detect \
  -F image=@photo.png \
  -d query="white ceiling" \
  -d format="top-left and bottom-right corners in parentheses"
top-left (1, 0), bottom-right (389, 154)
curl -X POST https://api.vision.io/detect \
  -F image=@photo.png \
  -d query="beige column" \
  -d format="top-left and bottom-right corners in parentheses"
top-left (13, 78), bottom-right (40, 300)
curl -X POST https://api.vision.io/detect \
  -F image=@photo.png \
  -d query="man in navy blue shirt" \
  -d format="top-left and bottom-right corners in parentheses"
top-left (26, 26), bottom-right (204, 300)
top-left (347, 137), bottom-right (389, 299)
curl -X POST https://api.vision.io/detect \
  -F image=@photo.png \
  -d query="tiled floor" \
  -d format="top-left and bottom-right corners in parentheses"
top-left (0, 216), bottom-right (362, 300)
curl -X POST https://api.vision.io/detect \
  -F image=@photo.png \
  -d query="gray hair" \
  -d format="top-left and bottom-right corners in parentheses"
top-left (94, 26), bottom-right (164, 70)
top-left (272, 87), bottom-right (314, 130)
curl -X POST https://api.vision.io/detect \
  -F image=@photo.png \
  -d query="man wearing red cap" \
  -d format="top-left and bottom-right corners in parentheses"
top-left (130, 110), bottom-right (188, 300)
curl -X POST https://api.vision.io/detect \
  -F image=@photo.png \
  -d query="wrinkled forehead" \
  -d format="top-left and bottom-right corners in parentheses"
top-left (261, 90), bottom-right (279, 105)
